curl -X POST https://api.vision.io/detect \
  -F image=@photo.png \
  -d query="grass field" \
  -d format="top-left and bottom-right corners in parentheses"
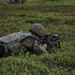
top-left (0, 0), bottom-right (75, 75)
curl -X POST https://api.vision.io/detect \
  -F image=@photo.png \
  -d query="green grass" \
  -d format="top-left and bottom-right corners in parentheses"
top-left (0, 0), bottom-right (75, 75)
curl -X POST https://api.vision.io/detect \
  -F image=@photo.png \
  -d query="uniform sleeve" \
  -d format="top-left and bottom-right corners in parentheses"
top-left (33, 40), bottom-right (48, 55)
top-left (20, 36), bottom-right (35, 53)
top-left (21, 37), bottom-right (48, 54)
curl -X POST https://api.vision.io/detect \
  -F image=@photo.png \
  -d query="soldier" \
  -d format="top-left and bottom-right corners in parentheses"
top-left (0, 23), bottom-right (48, 57)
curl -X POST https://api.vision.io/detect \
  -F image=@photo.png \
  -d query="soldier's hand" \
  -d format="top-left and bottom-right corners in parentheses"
top-left (41, 44), bottom-right (48, 50)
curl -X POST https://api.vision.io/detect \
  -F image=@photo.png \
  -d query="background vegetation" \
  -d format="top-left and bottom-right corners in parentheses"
top-left (0, 0), bottom-right (75, 75)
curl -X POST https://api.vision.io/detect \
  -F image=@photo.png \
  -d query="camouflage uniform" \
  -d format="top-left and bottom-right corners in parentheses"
top-left (0, 23), bottom-right (48, 57)
top-left (1, 0), bottom-right (25, 4)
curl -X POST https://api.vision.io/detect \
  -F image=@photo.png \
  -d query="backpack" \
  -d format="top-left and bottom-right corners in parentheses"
top-left (0, 31), bottom-right (36, 57)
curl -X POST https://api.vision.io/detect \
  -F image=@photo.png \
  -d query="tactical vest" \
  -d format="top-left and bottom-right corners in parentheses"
top-left (0, 31), bottom-right (37, 57)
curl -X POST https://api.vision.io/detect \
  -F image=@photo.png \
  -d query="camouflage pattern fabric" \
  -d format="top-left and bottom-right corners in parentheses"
top-left (0, 31), bottom-right (48, 57)
top-left (0, 31), bottom-right (32, 56)
top-left (21, 36), bottom-right (48, 55)
top-left (30, 23), bottom-right (47, 37)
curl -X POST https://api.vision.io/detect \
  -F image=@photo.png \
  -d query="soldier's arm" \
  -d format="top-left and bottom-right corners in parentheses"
top-left (33, 40), bottom-right (48, 55)
top-left (20, 37), bottom-right (48, 55)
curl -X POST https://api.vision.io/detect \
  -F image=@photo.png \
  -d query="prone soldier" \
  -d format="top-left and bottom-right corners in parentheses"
top-left (0, 23), bottom-right (64, 57)
top-left (0, 23), bottom-right (48, 57)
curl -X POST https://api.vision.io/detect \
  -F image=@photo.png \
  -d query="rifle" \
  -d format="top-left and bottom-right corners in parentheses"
top-left (40, 34), bottom-right (64, 52)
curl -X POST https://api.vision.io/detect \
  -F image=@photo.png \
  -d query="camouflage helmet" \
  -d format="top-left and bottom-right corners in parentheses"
top-left (30, 23), bottom-right (47, 36)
